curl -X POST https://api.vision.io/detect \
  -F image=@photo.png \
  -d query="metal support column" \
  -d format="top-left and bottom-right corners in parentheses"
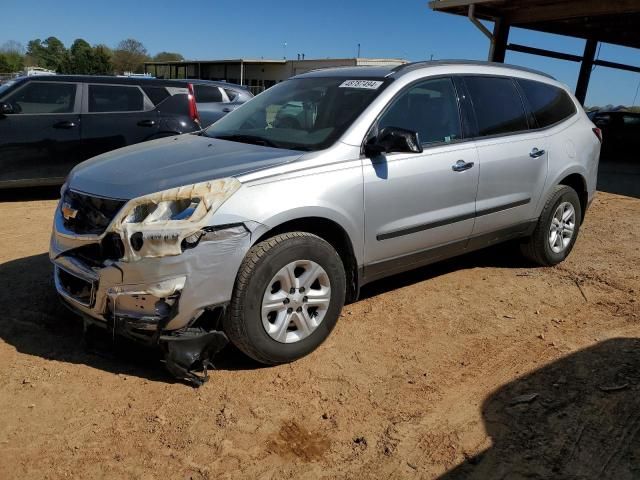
top-left (575, 38), bottom-right (598, 105)
top-left (490, 17), bottom-right (510, 62)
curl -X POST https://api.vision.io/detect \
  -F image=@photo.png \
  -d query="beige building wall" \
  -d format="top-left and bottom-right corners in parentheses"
top-left (144, 58), bottom-right (407, 93)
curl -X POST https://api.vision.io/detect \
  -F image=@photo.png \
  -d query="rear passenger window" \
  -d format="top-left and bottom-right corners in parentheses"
top-left (464, 76), bottom-right (528, 137)
top-left (88, 85), bottom-right (144, 113)
top-left (378, 77), bottom-right (461, 145)
top-left (517, 79), bottom-right (576, 128)
top-left (194, 85), bottom-right (223, 103)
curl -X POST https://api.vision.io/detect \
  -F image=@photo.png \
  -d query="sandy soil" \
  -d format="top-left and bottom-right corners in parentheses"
top-left (0, 189), bottom-right (638, 479)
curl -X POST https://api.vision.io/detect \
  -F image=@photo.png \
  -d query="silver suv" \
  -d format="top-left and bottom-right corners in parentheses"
top-left (50, 61), bottom-right (601, 382)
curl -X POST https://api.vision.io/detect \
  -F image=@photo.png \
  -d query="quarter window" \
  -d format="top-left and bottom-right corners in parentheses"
top-left (141, 86), bottom-right (170, 106)
top-left (517, 79), bottom-right (576, 128)
top-left (4, 82), bottom-right (77, 114)
top-left (88, 84), bottom-right (144, 113)
top-left (224, 88), bottom-right (239, 101)
top-left (464, 76), bottom-right (528, 136)
top-left (194, 85), bottom-right (223, 103)
top-left (378, 78), bottom-right (461, 145)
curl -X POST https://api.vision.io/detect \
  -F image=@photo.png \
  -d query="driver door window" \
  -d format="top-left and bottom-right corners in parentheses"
top-left (378, 78), bottom-right (461, 145)
top-left (5, 82), bottom-right (77, 114)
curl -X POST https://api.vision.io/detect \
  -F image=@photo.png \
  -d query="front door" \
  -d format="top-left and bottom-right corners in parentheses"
top-left (0, 80), bottom-right (81, 185)
top-left (363, 77), bottom-right (479, 280)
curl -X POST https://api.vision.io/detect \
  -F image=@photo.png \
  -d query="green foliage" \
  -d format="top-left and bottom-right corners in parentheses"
top-left (26, 37), bottom-right (67, 71)
top-left (2, 37), bottom-right (179, 75)
top-left (62, 39), bottom-right (113, 74)
top-left (153, 51), bottom-right (184, 62)
top-left (92, 45), bottom-right (113, 75)
top-left (0, 41), bottom-right (25, 72)
top-left (112, 38), bottom-right (150, 74)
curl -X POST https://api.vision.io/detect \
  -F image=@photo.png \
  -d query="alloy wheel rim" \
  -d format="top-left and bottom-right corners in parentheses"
top-left (261, 260), bottom-right (331, 344)
top-left (549, 201), bottom-right (576, 254)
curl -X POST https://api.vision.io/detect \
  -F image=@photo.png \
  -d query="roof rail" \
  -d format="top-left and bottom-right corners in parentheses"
top-left (389, 60), bottom-right (555, 80)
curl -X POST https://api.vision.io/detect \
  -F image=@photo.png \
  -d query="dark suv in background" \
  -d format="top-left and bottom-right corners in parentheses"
top-left (0, 75), bottom-right (201, 188)
top-left (588, 110), bottom-right (640, 161)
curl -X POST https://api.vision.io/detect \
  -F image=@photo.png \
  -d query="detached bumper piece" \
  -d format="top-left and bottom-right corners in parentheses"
top-left (162, 330), bottom-right (229, 387)
top-left (77, 307), bottom-right (230, 387)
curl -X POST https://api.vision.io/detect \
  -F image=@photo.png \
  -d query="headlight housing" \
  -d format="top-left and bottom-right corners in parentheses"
top-left (111, 178), bottom-right (241, 261)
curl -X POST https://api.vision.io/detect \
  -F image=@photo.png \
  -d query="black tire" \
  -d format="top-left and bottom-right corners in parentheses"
top-left (520, 185), bottom-right (582, 266)
top-left (224, 232), bottom-right (346, 365)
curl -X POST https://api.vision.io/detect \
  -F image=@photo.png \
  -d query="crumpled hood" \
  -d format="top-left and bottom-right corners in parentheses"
top-left (68, 134), bottom-right (303, 199)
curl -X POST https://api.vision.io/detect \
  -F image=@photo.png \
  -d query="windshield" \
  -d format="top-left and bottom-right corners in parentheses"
top-left (204, 77), bottom-right (390, 151)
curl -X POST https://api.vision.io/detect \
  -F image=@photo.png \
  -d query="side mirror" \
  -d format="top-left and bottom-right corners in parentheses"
top-left (0, 102), bottom-right (14, 115)
top-left (365, 127), bottom-right (423, 156)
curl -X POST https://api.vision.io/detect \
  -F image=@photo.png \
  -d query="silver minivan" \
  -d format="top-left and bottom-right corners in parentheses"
top-left (50, 61), bottom-right (601, 383)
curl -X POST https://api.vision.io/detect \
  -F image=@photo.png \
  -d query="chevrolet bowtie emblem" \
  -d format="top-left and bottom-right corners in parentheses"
top-left (61, 203), bottom-right (78, 220)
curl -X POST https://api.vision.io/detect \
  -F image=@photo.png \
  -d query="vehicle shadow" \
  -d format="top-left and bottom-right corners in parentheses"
top-left (0, 244), bottom-right (530, 384)
top-left (0, 185), bottom-right (61, 202)
top-left (438, 337), bottom-right (640, 479)
top-left (0, 252), bottom-right (260, 384)
top-left (359, 241), bottom-right (531, 300)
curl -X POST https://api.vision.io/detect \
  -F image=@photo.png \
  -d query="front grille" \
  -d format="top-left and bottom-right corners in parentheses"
top-left (61, 190), bottom-right (127, 235)
top-left (71, 233), bottom-right (126, 266)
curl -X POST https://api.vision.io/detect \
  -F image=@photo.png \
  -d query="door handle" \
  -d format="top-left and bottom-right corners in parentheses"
top-left (53, 121), bottom-right (77, 129)
top-left (452, 160), bottom-right (474, 172)
top-left (222, 107), bottom-right (232, 113)
top-left (137, 119), bottom-right (156, 127)
top-left (530, 147), bottom-right (546, 158)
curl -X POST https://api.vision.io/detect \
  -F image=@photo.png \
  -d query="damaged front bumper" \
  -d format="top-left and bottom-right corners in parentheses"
top-left (50, 205), bottom-right (258, 385)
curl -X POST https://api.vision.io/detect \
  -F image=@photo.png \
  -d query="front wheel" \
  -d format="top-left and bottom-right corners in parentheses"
top-left (224, 232), bottom-right (346, 364)
top-left (520, 185), bottom-right (582, 266)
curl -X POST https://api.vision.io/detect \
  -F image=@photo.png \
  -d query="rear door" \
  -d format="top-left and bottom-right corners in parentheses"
top-left (363, 77), bottom-right (479, 279)
top-left (463, 75), bottom-right (548, 237)
top-left (80, 83), bottom-right (159, 159)
top-left (0, 80), bottom-right (82, 185)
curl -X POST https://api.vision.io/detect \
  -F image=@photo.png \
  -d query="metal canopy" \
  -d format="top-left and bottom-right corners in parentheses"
top-left (429, 0), bottom-right (640, 50)
top-left (429, 0), bottom-right (640, 105)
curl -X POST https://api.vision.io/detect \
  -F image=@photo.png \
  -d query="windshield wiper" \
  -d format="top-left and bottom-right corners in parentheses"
top-left (213, 134), bottom-right (279, 148)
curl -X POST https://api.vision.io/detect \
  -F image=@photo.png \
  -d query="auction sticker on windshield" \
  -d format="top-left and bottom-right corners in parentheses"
top-left (339, 80), bottom-right (384, 90)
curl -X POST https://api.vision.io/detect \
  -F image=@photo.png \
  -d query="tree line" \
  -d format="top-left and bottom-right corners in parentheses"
top-left (0, 37), bottom-right (184, 75)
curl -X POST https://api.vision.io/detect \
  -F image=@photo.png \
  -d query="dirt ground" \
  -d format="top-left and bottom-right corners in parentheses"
top-left (0, 188), bottom-right (638, 479)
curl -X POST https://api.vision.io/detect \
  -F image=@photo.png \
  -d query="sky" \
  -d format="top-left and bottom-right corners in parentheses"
top-left (3, 0), bottom-right (639, 107)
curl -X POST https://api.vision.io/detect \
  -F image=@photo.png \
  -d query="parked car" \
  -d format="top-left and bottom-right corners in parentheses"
top-left (50, 61), bottom-right (600, 383)
top-left (588, 110), bottom-right (639, 160)
top-left (190, 79), bottom-right (253, 127)
top-left (0, 75), bottom-right (201, 188)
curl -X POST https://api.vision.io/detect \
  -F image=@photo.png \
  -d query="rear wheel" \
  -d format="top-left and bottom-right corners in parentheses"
top-left (225, 232), bottom-right (346, 364)
top-left (520, 185), bottom-right (582, 266)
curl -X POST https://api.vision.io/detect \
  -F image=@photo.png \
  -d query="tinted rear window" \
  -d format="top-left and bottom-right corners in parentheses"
top-left (88, 85), bottom-right (144, 112)
top-left (517, 79), bottom-right (576, 128)
top-left (194, 85), bottom-right (223, 103)
top-left (465, 76), bottom-right (528, 137)
top-left (224, 88), bottom-right (238, 101)
top-left (141, 86), bottom-right (170, 106)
